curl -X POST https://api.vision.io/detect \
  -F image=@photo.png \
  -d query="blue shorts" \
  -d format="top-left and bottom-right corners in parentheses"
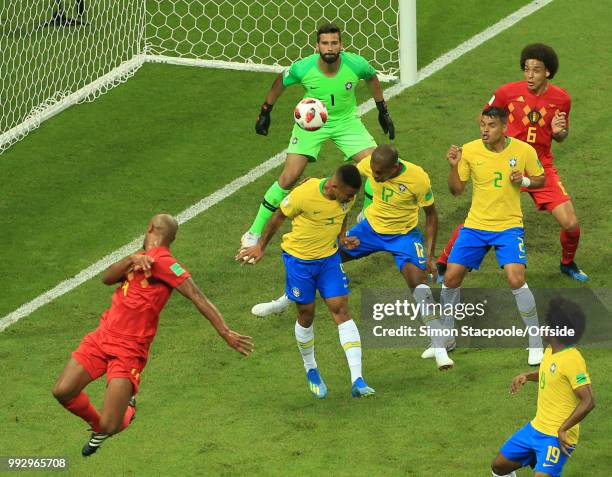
top-left (282, 251), bottom-right (349, 305)
top-left (447, 226), bottom-right (526, 270)
top-left (342, 219), bottom-right (427, 271)
top-left (500, 422), bottom-right (575, 476)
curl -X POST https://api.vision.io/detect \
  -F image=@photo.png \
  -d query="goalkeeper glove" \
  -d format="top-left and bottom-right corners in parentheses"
top-left (376, 100), bottom-right (395, 140)
top-left (255, 102), bottom-right (273, 136)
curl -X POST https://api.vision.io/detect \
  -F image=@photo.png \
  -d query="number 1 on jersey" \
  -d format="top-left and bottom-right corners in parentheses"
top-left (330, 94), bottom-right (335, 106)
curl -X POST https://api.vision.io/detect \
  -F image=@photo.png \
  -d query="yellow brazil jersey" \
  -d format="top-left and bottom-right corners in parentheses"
top-left (458, 138), bottom-right (544, 232)
top-left (279, 178), bottom-right (355, 260)
top-left (358, 157), bottom-right (434, 234)
top-left (531, 346), bottom-right (591, 444)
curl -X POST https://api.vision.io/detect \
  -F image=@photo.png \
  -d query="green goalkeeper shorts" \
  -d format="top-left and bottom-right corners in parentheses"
top-left (287, 114), bottom-right (377, 162)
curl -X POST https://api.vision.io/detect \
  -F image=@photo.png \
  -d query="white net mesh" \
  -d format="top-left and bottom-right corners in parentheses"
top-left (0, 0), bottom-right (146, 153)
top-left (1, 0), bottom-right (400, 153)
top-left (146, 1), bottom-right (400, 78)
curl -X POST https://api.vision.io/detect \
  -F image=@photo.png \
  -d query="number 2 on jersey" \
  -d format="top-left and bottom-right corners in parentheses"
top-left (493, 171), bottom-right (503, 188)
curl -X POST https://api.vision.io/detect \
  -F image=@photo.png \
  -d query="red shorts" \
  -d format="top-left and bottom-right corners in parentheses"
top-left (522, 168), bottom-right (571, 212)
top-left (72, 327), bottom-right (149, 394)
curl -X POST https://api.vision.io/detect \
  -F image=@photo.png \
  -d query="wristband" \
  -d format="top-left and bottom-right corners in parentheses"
top-left (521, 176), bottom-right (531, 188)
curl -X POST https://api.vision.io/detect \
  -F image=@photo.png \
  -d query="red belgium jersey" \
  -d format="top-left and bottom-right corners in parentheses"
top-left (488, 81), bottom-right (571, 169)
top-left (99, 246), bottom-right (191, 344)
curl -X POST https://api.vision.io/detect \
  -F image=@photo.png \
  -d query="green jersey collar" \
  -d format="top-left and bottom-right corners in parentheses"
top-left (319, 177), bottom-right (329, 197)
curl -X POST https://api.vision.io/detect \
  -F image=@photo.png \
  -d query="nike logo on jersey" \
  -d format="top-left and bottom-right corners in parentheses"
top-left (312, 210), bottom-right (322, 214)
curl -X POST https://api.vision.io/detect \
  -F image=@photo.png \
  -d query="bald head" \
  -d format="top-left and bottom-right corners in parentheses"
top-left (370, 145), bottom-right (401, 183)
top-left (150, 214), bottom-right (178, 246)
top-left (371, 145), bottom-right (399, 169)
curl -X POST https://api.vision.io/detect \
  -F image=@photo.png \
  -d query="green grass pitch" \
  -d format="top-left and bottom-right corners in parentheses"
top-left (1, 0), bottom-right (611, 475)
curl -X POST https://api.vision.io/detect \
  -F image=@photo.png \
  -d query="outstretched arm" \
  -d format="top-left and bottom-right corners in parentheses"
top-left (235, 209), bottom-right (287, 264)
top-left (255, 74), bottom-right (287, 136)
top-left (176, 278), bottom-right (254, 356)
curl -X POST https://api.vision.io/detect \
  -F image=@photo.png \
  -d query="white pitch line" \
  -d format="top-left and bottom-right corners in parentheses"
top-left (0, 0), bottom-right (553, 332)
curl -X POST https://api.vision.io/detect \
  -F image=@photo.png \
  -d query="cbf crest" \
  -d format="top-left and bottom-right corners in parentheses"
top-left (399, 184), bottom-right (407, 193)
top-left (550, 363), bottom-right (557, 375)
top-left (508, 158), bottom-right (517, 168)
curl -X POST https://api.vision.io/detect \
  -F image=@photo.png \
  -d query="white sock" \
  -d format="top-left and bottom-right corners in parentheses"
top-left (440, 284), bottom-right (460, 331)
top-left (491, 471), bottom-right (516, 477)
top-left (338, 320), bottom-right (362, 383)
top-left (413, 284), bottom-right (446, 348)
top-left (279, 294), bottom-right (291, 305)
top-left (512, 283), bottom-right (543, 349)
top-left (295, 322), bottom-right (316, 372)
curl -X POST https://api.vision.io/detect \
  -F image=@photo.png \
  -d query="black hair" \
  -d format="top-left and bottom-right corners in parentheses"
top-left (482, 106), bottom-right (507, 124)
top-left (545, 296), bottom-right (586, 346)
top-left (520, 43), bottom-right (559, 79)
top-left (336, 164), bottom-right (362, 190)
top-left (317, 23), bottom-right (341, 42)
top-left (372, 144), bottom-right (400, 168)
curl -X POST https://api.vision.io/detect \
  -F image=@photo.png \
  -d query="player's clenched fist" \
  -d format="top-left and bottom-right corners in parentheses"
top-left (551, 110), bottom-right (567, 135)
top-left (447, 145), bottom-right (462, 166)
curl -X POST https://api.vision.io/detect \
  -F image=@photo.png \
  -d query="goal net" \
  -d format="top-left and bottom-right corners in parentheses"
top-left (1, 0), bottom-right (405, 153)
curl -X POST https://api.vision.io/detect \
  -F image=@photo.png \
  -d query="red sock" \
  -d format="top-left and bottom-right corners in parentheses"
top-left (438, 224), bottom-right (464, 265)
top-left (63, 392), bottom-right (101, 432)
top-left (118, 404), bottom-right (136, 433)
top-left (560, 226), bottom-right (581, 265)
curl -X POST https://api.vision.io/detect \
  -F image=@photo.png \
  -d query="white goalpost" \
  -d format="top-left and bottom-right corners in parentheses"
top-left (0, 0), bottom-right (417, 154)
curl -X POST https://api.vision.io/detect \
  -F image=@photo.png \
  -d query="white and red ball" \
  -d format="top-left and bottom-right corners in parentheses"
top-left (294, 98), bottom-right (328, 131)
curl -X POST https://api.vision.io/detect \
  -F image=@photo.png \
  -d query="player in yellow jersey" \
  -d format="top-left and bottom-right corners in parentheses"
top-left (341, 145), bottom-right (453, 370)
top-left (441, 107), bottom-right (547, 366)
top-left (491, 297), bottom-right (595, 477)
top-left (250, 145), bottom-right (453, 370)
top-left (236, 164), bottom-right (375, 399)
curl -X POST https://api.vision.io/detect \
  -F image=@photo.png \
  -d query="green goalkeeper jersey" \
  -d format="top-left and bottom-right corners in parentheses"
top-left (282, 52), bottom-right (377, 122)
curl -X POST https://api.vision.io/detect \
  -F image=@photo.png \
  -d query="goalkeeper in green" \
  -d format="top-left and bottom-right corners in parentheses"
top-left (241, 22), bottom-right (395, 249)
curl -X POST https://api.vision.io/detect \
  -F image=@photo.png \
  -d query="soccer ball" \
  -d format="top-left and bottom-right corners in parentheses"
top-left (294, 98), bottom-right (328, 131)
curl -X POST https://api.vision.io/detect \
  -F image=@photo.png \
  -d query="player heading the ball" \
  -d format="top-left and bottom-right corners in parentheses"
top-left (237, 164), bottom-right (375, 399)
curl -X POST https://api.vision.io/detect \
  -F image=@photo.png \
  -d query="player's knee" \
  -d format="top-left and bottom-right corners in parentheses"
top-left (490, 456), bottom-right (506, 475)
top-left (443, 274), bottom-right (462, 288)
top-left (562, 217), bottom-right (579, 231)
top-left (297, 308), bottom-right (314, 327)
top-left (507, 274), bottom-right (525, 289)
top-left (52, 381), bottom-right (71, 403)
